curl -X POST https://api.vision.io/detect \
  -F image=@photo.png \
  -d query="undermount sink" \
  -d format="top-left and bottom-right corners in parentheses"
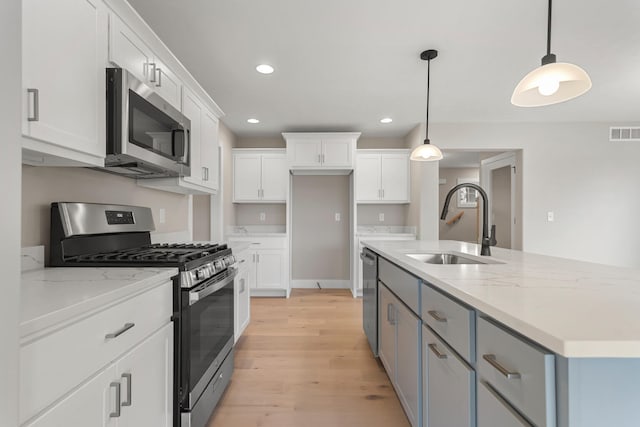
top-left (406, 252), bottom-right (489, 265)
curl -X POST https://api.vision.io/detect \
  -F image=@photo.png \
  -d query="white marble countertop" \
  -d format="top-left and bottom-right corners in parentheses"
top-left (363, 240), bottom-right (640, 358)
top-left (226, 225), bottom-right (287, 238)
top-left (21, 267), bottom-right (177, 340)
top-left (356, 226), bottom-right (416, 237)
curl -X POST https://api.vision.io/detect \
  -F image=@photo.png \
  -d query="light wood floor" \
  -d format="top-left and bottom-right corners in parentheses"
top-left (207, 289), bottom-right (411, 427)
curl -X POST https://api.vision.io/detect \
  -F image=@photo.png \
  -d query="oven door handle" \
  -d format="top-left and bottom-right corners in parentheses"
top-left (188, 268), bottom-right (238, 306)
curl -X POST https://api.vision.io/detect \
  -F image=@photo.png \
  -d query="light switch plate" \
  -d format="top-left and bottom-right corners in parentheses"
top-left (547, 211), bottom-right (554, 222)
top-left (335, 213), bottom-right (341, 222)
top-left (379, 213), bottom-right (385, 222)
top-left (159, 208), bottom-right (166, 224)
top-left (259, 212), bottom-right (266, 222)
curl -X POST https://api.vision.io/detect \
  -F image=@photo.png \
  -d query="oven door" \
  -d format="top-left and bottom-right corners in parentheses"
top-left (179, 267), bottom-right (236, 410)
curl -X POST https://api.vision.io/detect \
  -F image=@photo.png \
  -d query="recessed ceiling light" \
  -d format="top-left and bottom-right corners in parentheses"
top-left (256, 64), bottom-right (274, 74)
top-left (380, 117), bottom-right (393, 124)
top-left (247, 118), bottom-right (260, 124)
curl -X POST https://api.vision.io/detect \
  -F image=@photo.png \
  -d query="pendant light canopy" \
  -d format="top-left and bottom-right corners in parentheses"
top-left (410, 49), bottom-right (443, 162)
top-left (511, 0), bottom-right (591, 107)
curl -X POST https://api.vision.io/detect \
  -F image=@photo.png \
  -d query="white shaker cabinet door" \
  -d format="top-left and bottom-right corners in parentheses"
top-left (23, 0), bottom-right (107, 159)
top-left (290, 139), bottom-right (322, 167)
top-left (381, 154), bottom-right (410, 202)
top-left (356, 155), bottom-right (381, 202)
top-left (151, 57), bottom-right (182, 111)
top-left (233, 154), bottom-right (262, 201)
top-left (261, 154), bottom-right (287, 202)
top-left (235, 265), bottom-right (251, 342)
top-left (182, 87), bottom-right (204, 185)
top-left (322, 139), bottom-right (352, 167)
top-left (108, 14), bottom-right (152, 84)
top-left (255, 250), bottom-right (284, 289)
top-left (24, 365), bottom-right (118, 427)
top-left (200, 109), bottom-right (220, 191)
top-left (116, 323), bottom-right (173, 427)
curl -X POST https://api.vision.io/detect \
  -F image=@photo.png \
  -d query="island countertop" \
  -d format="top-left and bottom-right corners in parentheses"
top-left (362, 240), bottom-right (640, 358)
top-left (21, 267), bottom-right (177, 340)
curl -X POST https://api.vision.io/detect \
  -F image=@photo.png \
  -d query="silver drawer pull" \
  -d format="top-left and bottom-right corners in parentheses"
top-left (428, 310), bottom-right (447, 322)
top-left (483, 354), bottom-right (521, 379)
top-left (105, 323), bottom-right (135, 340)
top-left (27, 88), bottom-right (39, 121)
top-left (428, 343), bottom-right (448, 359)
top-left (121, 373), bottom-right (132, 407)
top-left (109, 382), bottom-right (121, 418)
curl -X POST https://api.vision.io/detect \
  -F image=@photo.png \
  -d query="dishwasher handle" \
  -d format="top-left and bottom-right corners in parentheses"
top-left (360, 252), bottom-right (376, 266)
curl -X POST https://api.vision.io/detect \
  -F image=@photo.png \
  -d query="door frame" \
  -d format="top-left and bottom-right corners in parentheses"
top-left (480, 152), bottom-right (517, 249)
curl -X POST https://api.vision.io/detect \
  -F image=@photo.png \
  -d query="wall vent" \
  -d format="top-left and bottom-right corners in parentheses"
top-left (610, 127), bottom-right (640, 142)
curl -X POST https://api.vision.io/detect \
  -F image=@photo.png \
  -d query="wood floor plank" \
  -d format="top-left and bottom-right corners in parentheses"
top-left (206, 289), bottom-right (411, 427)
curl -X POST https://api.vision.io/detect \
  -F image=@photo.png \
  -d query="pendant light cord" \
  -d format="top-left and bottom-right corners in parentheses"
top-left (425, 58), bottom-right (431, 143)
top-left (546, 0), bottom-right (552, 56)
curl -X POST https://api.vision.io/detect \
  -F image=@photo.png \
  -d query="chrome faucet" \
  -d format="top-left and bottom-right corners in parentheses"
top-left (440, 183), bottom-right (496, 256)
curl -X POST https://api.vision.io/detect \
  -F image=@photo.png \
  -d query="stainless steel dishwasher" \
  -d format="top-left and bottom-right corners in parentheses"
top-left (361, 247), bottom-right (378, 356)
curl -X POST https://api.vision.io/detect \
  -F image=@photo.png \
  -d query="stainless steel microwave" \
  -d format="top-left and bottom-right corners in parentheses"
top-left (103, 68), bottom-right (190, 178)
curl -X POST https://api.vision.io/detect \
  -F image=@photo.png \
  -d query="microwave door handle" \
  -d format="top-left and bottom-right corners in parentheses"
top-left (171, 128), bottom-right (188, 164)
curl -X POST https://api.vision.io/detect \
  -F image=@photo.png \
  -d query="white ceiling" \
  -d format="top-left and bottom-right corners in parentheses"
top-left (128, 0), bottom-right (640, 138)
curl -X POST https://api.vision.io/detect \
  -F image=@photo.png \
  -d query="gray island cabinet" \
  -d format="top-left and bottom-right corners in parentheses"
top-left (365, 240), bottom-right (640, 427)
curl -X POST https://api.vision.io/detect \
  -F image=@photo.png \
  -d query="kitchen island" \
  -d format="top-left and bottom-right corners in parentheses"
top-left (362, 239), bottom-right (640, 427)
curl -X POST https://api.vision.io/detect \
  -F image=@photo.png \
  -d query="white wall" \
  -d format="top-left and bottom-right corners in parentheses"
top-left (428, 122), bottom-right (640, 268)
top-left (1, 0), bottom-right (21, 424)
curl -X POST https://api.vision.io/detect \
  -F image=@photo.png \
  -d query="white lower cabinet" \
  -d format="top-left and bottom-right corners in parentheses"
top-left (378, 283), bottom-right (420, 427)
top-left (115, 323), bottom-right (173, 427)
top-left (227, 237), bottom-right (288, 295)
top-left (26, 364), bottom-right (118, 427)
top-left (422, 325), bottom-right (475, 427)
top-left (20, 282), bottom-right (173, 426)
top-left (234, 249), bottom-right (251, 342)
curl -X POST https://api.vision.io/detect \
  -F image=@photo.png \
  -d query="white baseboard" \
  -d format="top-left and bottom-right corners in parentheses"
top-left (290, 280), bottom-right (351, 289)
top-left (250, 289), bottom-right (287, 298)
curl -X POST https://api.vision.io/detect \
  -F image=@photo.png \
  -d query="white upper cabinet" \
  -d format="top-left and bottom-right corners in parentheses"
top-left (109, 14), bottom-right (182, 111)
top-left (108, 13), bottom-right (152, 85)
top-left (232, 149), bottom-right (287, 203)
top-left (356, 150), bottom-right (410, 203)
top-left (283, 133), bottom-right (360, 172)
top-left (139, 86), bottom-right (220, 195)
top-left (22, 0), bottom-right (108, 167)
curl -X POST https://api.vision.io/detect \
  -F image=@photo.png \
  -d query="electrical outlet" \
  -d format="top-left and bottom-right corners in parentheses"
top-left (259, 212), bottom-right (266, 222)
top-left (159, 208), bottom-right (166, 224)
top-left (547, 211), bottom-right (554, 222)
top-left (378, 213), bottom-right (385, 222)
top-left (335, 213), bottom-right (341, 222)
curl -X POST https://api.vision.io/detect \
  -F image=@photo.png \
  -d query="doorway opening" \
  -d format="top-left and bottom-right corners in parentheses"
top-left (439, 150), bottom-right (522, 250)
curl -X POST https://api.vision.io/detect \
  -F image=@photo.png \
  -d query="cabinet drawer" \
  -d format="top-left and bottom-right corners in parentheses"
top-left (423, 325), bottom-right (475, 427)
top-left (228, 237), bottom-right (286, 250)
top-left (422, 284), bottom-right (475, 363)
top-left (378, 257), bottom-right (420, 315)
top-left (20, 281), bottom-right (172, 423)
top-left (477, 317), bottom-right (555, 427)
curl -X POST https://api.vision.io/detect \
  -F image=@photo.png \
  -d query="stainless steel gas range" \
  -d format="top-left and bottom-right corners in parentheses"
top-left (49, 202), bottom-right (235, 427)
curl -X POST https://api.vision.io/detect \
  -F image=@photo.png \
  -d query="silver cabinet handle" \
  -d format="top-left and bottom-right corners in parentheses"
top-left (105, 323), bottom-right (135, 340)
top-left (387, 303), bottom-right (395, 325)
top-left (317, 154), bottom-right (321, 164)
top-left (428, 343), bottom-right (448, 359)
top-left (27, 88), bottom-right (39, 122)
top-left (428, 310), bottom-right (448, 323)
top-left (322, 153), bottom-right (325, 163)
top-left (239, 259), bottom-right (246, 264)
top-left (483, 354), bottom-right (521, 379)
top-left (382, 189), bottom-right (385, 198)
top-left (148, 62), bottom-right (157, 82)
top-left (121, 373), bottom-right (132, 407)
top-left (109, 382), bottom-right (121, 418)
top-left (156, 67), bottom-right (162, 87)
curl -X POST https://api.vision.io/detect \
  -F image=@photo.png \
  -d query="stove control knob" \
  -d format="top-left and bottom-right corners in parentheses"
top-left (214, 260), bottom-right (224, 271)
top-left (196, 268), bottom-right (205, 280)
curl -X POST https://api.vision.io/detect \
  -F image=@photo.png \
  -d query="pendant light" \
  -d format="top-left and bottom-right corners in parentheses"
top-left (511, 0), bottom-right (591, 107)
top-left (410, 49), bottom-right (443, 161)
